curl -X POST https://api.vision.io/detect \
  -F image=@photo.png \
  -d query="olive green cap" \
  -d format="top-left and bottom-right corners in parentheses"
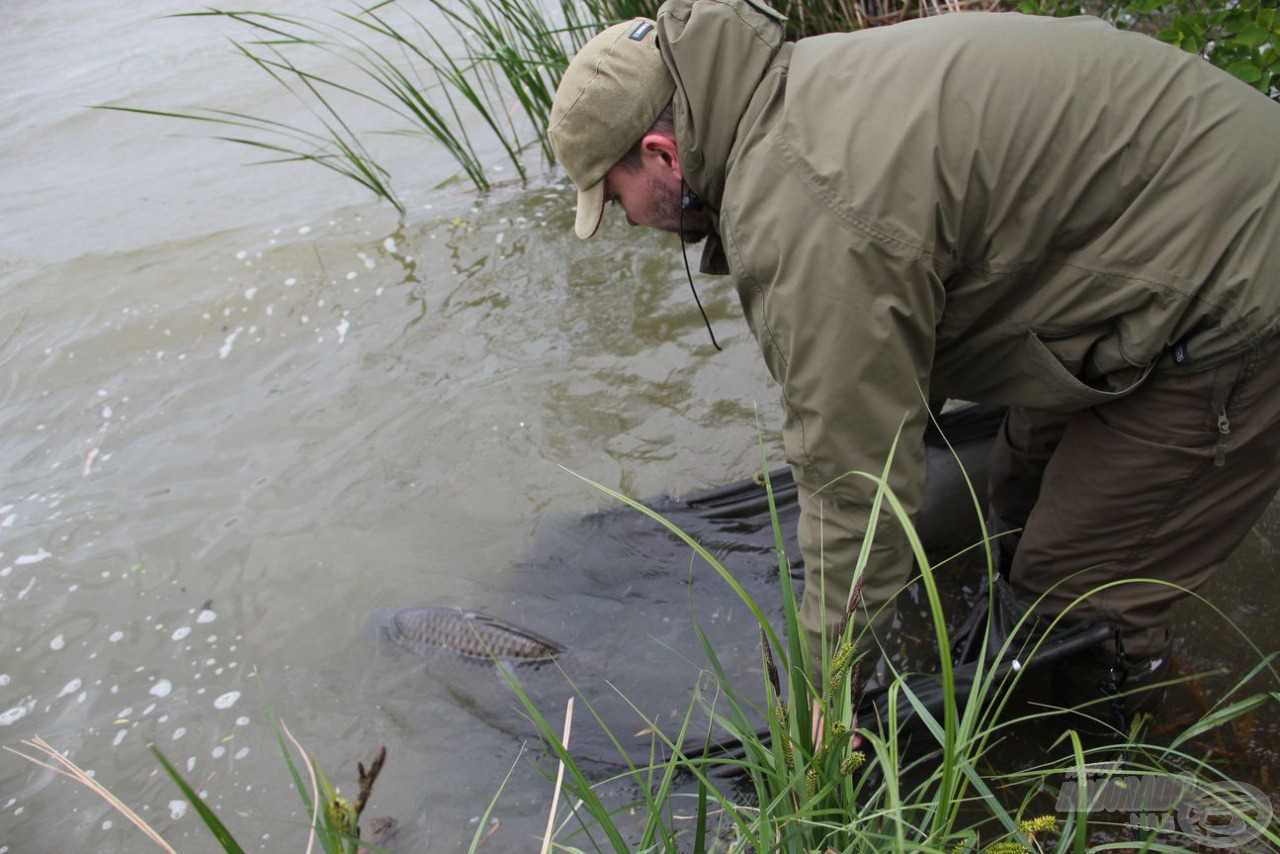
top-left (548, 19), bottom-right (676, 239)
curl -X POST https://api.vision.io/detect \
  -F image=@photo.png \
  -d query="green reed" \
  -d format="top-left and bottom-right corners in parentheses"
top-left (102, 0), bottom-right (1003, 206)
top-left (100, 0), bottom-right (643, 207)
top-left (491, 432), bottom-right (1280, 852)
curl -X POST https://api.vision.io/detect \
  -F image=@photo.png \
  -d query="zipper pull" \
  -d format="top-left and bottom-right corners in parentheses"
top-left (1215, 407), bottom-right (1230, 467)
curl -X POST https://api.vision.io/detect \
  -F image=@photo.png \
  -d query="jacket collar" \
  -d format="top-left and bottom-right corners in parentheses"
top-left (655, 0), bottom-right (787, 274)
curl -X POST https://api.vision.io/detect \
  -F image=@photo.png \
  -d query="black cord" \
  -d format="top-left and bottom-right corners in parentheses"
top-left (680, 181), bottom-right (721, 351)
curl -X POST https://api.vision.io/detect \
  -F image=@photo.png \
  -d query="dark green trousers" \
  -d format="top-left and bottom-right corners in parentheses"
top-left (989, 337), bottom-right (1280, 659)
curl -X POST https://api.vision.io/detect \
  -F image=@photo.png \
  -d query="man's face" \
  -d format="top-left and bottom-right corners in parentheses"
top-left (602, 140), bottom-right (713, 244)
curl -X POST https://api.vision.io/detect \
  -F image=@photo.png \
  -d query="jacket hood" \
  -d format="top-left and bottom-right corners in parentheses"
top-left (655, 0), bottom-right (787, 213)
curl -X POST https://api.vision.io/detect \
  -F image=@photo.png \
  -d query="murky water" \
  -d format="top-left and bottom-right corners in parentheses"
top-left (2, 3), bottom-right (1277, 852)
top-left (1, 3), bottom-right (779, 850)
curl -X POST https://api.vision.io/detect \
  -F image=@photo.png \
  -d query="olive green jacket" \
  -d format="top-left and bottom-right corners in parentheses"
top-left (652, 0), bottom-right (1280, 649)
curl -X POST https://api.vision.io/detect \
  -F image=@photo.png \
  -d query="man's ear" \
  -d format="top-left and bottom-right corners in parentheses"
top-left (640, 133), bottom-right (682, 179)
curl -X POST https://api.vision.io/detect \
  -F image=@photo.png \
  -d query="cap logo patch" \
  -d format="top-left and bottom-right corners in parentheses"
top-left (628, 21), bottom-right (654, 40)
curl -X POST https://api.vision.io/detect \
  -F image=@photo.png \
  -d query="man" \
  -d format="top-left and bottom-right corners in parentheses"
top-left (548, 1), bottom-right (1280, 723)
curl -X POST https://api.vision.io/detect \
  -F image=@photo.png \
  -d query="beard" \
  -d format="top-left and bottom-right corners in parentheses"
top-left (647, 176), bottom-right (713, 245)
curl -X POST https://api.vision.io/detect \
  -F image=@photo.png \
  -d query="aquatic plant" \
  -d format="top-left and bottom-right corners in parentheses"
top-left (101, 0), bottom-right (635, 209)
top-left (105, 0), bottom-right (1003, 206)
top-left (486, 431), bottom-right (1280, 852)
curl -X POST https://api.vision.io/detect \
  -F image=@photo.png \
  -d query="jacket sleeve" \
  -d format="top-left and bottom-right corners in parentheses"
top-left (722, 174), bottom-right (944, 660)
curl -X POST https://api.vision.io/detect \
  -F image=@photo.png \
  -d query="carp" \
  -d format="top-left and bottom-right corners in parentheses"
top-left (387, 606), bottom-right (564, 664)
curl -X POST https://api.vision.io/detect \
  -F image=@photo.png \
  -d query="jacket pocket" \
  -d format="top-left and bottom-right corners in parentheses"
top-left (1021, 328), bottom-right (1154, 411)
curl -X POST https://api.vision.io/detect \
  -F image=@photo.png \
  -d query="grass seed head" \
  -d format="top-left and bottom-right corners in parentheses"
top-left (839, 750), bottom-right (866, 775)
top-left (981, 843), bottom-right (1030, 854)
top-left (1018, 815), bottom-right (1058, 835)
top-left (805, 768), bottom-right (820, 798)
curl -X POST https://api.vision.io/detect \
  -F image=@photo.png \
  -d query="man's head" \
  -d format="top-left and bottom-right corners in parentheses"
top-left (549, 19), bottom-right (712, 243)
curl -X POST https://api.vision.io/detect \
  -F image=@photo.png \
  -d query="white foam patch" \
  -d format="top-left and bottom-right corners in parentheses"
top-left (1, 700), bottom-right (35, 726)
top-left (214, 691), bottom-right (241, 710)
top-left (57, 678), bottom-right (82, 698)
top-left (197, 610), bottom-right (217, 624)
top-left (50, 634), bottom-right (65, 651)
top-left (150, 679), bottom-right (173, 698)
top-left (15, 549), bottom-right (50, 565)
top-left (219, 327), bottom-right (243, 359)
top-left (335, 319), bottom-right (349, 345)
top-left (168, 800), bottom-right (188, 821)
top-left (171, 627), bottom-right (191, 641)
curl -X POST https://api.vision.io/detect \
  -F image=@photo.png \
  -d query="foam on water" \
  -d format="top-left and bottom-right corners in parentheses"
top-left (213, 691), bottom-right (240, 710)
top-left (218, 327), bottom-right (242, 359)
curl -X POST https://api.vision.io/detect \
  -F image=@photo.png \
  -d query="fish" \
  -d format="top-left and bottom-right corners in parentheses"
top-left (388, 606), bottom-right (564, 664)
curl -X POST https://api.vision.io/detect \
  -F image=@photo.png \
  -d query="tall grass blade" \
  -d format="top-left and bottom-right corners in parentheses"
top-left (151, 745), bottom-right (248, 853)
top-left (539, 698), bottom-right (574, 854)
top-left (469, 744), bottom-right (527, 853)
top-left (1169, 692), bottom-right (1274, 750)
